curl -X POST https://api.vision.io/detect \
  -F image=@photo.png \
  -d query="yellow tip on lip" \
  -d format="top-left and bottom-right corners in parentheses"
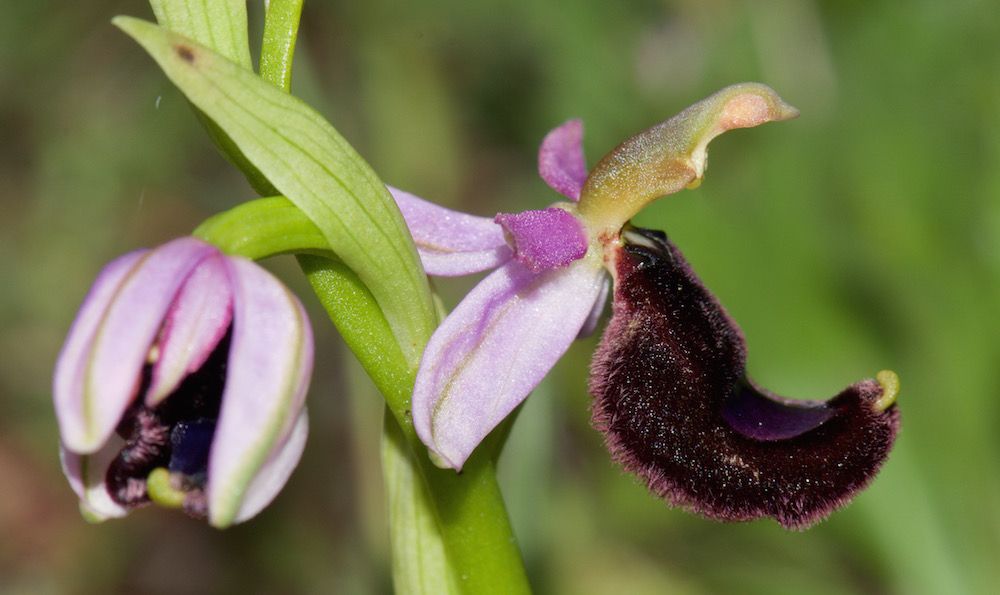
top-left (874, 370), bottom-right (900, 412)
top-left (147, 467), bottom-right (187, 509)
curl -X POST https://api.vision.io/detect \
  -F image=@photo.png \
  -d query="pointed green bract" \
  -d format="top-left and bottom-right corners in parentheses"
top-left (150, 0), bottom-right (251, 68)
top-left (149, 1), bottom-right (277, 194)
top-left (114, 17), bottom-right (436, 363)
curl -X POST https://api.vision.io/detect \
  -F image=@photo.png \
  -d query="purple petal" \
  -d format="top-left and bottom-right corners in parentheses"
top-left (54, 250), bottom-right (146, 455)
top-left (413, 257), bottom-right (606, 470)
top-left (538, 119), bottom-right (587, 200)
top-left (232, 410), bottom-right (309, 524)
top-left (578, 277), bottom-right (610, 339)
top-left (207, 256), bottom-right (313, 528)
top-left (388, 186), bottom-right (512, 276)
top-left (147, 254), bottom-right (233, 406)
top-left (494, 208), bottom-right (588, 272)
top-left (60, 238), bottom-right (218, 454)
top-left (60, 437), bottom-right (129, 521)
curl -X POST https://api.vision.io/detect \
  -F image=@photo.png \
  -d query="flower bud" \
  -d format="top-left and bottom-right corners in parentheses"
top-left (54, 237), bottom-right (313, 528)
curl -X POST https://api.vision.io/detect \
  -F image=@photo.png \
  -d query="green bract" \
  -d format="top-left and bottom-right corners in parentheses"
top-left (114, 17), bottom-right (436, 366)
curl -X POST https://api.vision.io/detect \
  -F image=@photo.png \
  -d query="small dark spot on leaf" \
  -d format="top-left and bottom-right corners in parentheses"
top-left (175, 45), bottom-right (195, 64)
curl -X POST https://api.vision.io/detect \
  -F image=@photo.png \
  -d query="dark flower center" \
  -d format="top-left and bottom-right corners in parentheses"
top-left (106, 329), bottom-right (230, 518)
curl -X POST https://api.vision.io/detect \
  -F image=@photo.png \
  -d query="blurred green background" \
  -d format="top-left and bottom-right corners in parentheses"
top-left (2, 0), bottom-right (998, 593)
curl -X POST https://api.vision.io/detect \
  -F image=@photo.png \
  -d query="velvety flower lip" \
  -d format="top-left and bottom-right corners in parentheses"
top-left (54, 237), bottom-right (313, 528)
top-left (590, 227), bottom-right (900, 529)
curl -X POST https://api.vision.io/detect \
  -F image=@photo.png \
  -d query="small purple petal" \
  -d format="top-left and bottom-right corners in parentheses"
top-left (388, 186), bottom-right (512, 276)
top-left (232, 410), bottom-right (309, 524)
top-left (413, 257), bottom-right (605, 470)
top-left (538, 119), bottom-right (587, 200)
top-left (494, 208), bottom-right (588, 272)
top-left (60, 437), bottom-right (129, 521)
top-left (147, 254), bottom-right (233, 406)
top-left (208, 256), bottom-right (313, 528)
top-left (578, 276), bottom-right (610, 339)
top-left (54, 250), bottom-right (146, 455)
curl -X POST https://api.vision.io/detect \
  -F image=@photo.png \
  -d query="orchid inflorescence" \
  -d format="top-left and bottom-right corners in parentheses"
top-left (55, 7), bottom-right (899, 554)
top-left (394, 83), bottom-right (900, 528)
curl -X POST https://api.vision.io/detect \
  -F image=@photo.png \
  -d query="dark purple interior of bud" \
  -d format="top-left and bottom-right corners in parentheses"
top-left (106, 330), bottom-right (229, 517)
top-left (590, 227), bottom-right (899, 529)
top-left (168, 419), bottom-right (216, 478)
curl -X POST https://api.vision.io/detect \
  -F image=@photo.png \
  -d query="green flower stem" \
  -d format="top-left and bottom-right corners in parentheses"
top-left (196, 198), bottom-right (531, 594)
top-left (301, 257), bottom-right (528, 595)
top-left (260, 0), bottom-right (303, 92)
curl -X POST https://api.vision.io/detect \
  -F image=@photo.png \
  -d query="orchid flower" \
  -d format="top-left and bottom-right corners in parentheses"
top-left (393, 83), bottom-right (900, 528)
top-left (54, 237), bottom-right (313, 528)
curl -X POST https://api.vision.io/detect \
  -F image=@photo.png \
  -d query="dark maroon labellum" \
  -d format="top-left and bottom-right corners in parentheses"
top-left (590, 227), bottom-right (900, 529)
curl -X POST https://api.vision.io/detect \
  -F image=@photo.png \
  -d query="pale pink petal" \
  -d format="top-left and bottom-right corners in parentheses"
top-left (232, 410), bottom-right (309, 525)
top-left (147, 255), bottom-right (233, 406)
top-left (413, 258), bottom-right (606, 470)
top-left (207, 257), bottom-right (313, 528)
top-left (494, 208), bottom-right (588, 272)
top-left (578, 276), bottom-right (610, 338)
top-left (60, 437), bottom-right (128, 521)
top-left (388, 186), bottom-right (512, 276)
top-left (538, 119), bottom-right (587, 201)
top-left (54, 250), bottom-right (146, 454)
top-left (59, 238), bottom-right (218, 454)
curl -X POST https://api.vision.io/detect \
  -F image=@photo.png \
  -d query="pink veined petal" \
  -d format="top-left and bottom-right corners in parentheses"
top-left (54, 250), bottom-right (146, 455)
top-left (538, 119), bottom-right (588, 201)
top-left (494, 208), bottom-right (588, 272)
top-left (208, 256), bottom-right (313, 529)
top-left (413, 257), bottom-right (606, 470)
top-left (60, 437), bottom-right (128, 521)
top-left (388, 186), bottom-right (512, 276)
top-left (578, 275), bottom-right (610, 339)
top-left (69, 238), bottom-right (218, 454)
top-left (146, 254), bottom-right (233, 406)
top-left (231, 410), bottom-right (309, 525)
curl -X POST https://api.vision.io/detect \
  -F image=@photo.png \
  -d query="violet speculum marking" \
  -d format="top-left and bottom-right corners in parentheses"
top-left (394, 82), bottom-right (901, 529)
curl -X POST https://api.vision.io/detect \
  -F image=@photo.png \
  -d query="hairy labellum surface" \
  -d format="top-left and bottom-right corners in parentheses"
top-left (590, 227), bottom-right (900, 529)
